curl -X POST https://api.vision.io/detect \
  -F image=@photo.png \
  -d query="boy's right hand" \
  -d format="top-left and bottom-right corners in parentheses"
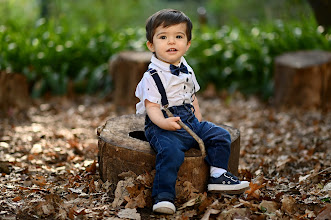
top-left (162, 116), bottom-right (181, 131)
top-left (145, 99), bottom-right (182, 131)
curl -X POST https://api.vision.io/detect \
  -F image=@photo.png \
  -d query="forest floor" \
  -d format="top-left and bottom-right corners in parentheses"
top-left (0, 94), bottom-right (330, 219)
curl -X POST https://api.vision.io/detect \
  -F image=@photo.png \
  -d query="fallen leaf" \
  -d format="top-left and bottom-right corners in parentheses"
top-left (12, 196), bottom-right (22, 202)
top-left (68, 207), bottom-right (75, 220)
top-left (220, 208), bottom-right (251, 220)
top-left (201, 208), bottom-right (220, 220)
top-left (117, 208), bottom-right (141, 220)
top-left (178, 195), bottom-right (200, 210)
top-left (316, 204), bottom-right (331, 220)
top-left (281, 195), bottom-right (297, 215)
top-left (245, 182), bottom-right (266, 199)
top-left (125, 189), bottom-right (146, 209)
top-left (85, 160), bottom-right (97, 174)
top-left (259, 200), bottom-right (279, 213)
top-left (112, 177), bottom-right (134, 208)
top-left (32, 175), bottom-right (47, 187)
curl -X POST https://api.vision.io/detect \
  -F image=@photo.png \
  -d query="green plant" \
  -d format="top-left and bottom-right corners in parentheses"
top-left (188, 17), bottom-right (331, 99)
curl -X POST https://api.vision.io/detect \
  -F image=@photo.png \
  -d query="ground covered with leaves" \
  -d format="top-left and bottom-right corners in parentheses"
top-left (0, 94), bottom-right (330, 219)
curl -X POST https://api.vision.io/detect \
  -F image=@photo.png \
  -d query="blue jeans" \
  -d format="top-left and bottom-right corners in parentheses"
top-left (144, 104), bottom-right (231, 202)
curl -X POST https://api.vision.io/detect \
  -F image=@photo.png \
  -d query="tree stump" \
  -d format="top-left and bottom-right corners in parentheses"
top-left (97, 114), bottom-right (241, 193)
top-left (109, 51), bottom-right (152, 108)
top-left (0, 71), bottom-right (30, 117)
top-left (274, 50), bottom-right (331, 111)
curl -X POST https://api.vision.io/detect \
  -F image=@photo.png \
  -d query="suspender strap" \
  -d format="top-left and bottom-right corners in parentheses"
top-left (148, 68), bottom-right (169, 108)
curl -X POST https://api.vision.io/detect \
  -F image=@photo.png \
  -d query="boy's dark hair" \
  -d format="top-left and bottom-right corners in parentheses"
top-left (146, 9), bottom-right (193, 43)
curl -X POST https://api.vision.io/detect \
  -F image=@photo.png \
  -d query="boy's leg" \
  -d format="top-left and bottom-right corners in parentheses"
top-left (145, 125), bottom-right (194, 214)
top-left (198, 121), bottom-right (231, 170)
top-left (197, 121), bottom-right (249, 193)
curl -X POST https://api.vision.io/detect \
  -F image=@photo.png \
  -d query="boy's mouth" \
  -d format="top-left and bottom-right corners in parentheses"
top-left (167, 48), bottom-right (177, 52)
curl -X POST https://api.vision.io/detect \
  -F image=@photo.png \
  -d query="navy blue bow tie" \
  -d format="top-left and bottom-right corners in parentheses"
top-left (170, 63), bottom-right (189, 76)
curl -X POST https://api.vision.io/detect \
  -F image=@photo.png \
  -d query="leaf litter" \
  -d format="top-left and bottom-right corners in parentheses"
top-left (0, 94), bottom-right (330, 219)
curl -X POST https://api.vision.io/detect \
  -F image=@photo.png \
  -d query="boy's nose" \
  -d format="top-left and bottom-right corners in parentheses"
top-left (168, 37), bottom-right (175, 44)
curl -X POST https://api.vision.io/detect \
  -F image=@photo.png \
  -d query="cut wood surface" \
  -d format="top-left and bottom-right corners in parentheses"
top-left (274, 50), bottom-right (331, 111)
top-left (109, 51), bottom-right (152, 108)
top-left (97, 114), bottom-right (240, 193)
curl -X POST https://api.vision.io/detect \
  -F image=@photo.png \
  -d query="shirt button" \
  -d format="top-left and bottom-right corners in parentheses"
top-left (184, 85), bottom-right (186, 90)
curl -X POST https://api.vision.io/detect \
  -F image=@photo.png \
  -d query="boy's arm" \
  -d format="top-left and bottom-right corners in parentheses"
top-left (145, 99), bottom-right (181, 131)
top-left (192, 95), bottom-right (202, 122)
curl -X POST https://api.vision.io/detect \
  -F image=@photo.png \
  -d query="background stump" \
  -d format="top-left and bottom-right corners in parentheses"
top-left (0, 71), bottom-right (30, 117)
top-left (109, 51), bottom-right (152, 108)
top-left (274, 50), bottom-right (331, 111)
top-left (97, 114), bottom-right (241, 193)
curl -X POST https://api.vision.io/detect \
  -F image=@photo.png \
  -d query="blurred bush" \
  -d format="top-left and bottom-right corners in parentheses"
top-left (0, 0), bottom-right (330, 99)
top-left (188, 18), bottom-right (331, 99)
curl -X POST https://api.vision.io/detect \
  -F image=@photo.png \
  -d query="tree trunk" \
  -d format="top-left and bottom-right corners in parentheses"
top-left (0, 72), bottom-right (30, 117)
top-left (109, 51), bottom-right (152, 109)
top-left (308, 0), bottom-right (331, 29)
top-left (274, 50), bottom-right (331, 111)
top-left (97, 114), bottom-right (241, 193)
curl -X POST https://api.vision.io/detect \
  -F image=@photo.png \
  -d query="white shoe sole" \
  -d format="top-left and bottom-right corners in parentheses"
top-left (208, 181), bottom-right (250, 194)
top-left (153, 201), bottom-right (176, 214)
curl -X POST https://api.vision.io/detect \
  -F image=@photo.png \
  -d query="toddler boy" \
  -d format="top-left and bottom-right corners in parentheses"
top-left (135, 9), bottom-right (249, 214)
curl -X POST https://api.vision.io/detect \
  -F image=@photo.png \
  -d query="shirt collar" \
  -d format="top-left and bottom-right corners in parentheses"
top-left (150, 55), bottom-right (187, 72)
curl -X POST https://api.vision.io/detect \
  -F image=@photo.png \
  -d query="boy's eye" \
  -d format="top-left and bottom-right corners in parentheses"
top-left (176, 35), bottom-right (183, 39)
top-left (160, 36), bottom-right (166, 39)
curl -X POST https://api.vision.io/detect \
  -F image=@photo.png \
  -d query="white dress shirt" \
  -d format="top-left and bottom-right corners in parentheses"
top-left (135, 55), bottom-right (200, 114)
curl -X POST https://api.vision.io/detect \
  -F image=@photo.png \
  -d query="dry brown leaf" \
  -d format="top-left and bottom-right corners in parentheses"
top-left (32, 175), bottom-right (47, 187)
top-left (201, 208), bottom-right (220, 220)
top-left (68, 207), bottom-right (75, 220)
top-left (125, 189), bottom-right (146, 209)
top-left (281, 195), bottom-right (297, 215)
top-left (259, 200), bottom-right (279, 213)
top-left (136, 172), bottom-right (154, 187)
top-left (245, 182), bottom-right (266, 199)
top-left (176, 180), bottom-right (199, 204)
top-left (85, 160), bottom-right (97, 174)
top-left (117, 208), bottom-right (141, 220)
top-left (112, 177), bottom-right (134, 208)
top-left (12, 196), bottom-right (22, 202)
top-left (316, 204), bottom-right (331, 220)
top-left (178, 195), bottom-right (200, 210)
top-left (197, 193), bottom-right (213, 214)
top-left (220, 208), bottom-right (251, 220)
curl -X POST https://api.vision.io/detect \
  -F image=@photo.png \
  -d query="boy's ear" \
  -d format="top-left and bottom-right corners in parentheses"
top-left (186, 41), bottom-right (191, 51)
top-left (146, 41), bottom-right (155, 52)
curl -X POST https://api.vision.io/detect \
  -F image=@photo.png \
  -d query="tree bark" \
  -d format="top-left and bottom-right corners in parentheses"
top-left (274, 50), bottom-right (331, 111)
top-left (308, 0), bottom-right (331, 29)
top-left (0, 72), bottom-right (30, 117)
top-left (109, 51), bottom-right (152, 108)
top-left (97, 114), bottom-right (241, 193)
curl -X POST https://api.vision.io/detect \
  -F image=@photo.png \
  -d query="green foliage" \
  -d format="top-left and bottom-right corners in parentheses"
top-left (0, 17), bottom-right (146, 97)
top-left (0, 1), bottom-right (330, 98)
top-left (188, 18), bottom-right (331, 99)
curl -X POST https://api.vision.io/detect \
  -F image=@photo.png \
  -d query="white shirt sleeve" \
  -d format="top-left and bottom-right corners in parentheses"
top-left (190, 70), bottom-right (200, 93)
top-left (135, 72), bottom-right (162, 114)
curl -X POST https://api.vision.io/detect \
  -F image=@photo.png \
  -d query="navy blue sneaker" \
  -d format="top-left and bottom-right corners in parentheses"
top-left (208, 172), bottom-right (249, 194)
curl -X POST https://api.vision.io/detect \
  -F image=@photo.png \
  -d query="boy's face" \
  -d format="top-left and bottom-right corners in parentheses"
top-left (146, 23), bottom-right (191, 65)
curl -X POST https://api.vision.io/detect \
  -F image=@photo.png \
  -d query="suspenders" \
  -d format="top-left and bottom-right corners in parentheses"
top-left (147, 68), bottom-right (206, 156)
top-left (148, 68), bottom-right (169, 108)
top-left (148, 67), bottom-right (194, 109)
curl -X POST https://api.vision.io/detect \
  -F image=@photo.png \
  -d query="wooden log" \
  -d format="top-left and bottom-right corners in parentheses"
top-left (308, 0), bottom-right (331, 29)
top-left (109, 51), bottom-right (152, 108)
top-left (274, 50), bottom-right (331, 111)
top-left (0, 71), bottom-right (30, 117)
top-left (97, 114), bottom-right (240, 193)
